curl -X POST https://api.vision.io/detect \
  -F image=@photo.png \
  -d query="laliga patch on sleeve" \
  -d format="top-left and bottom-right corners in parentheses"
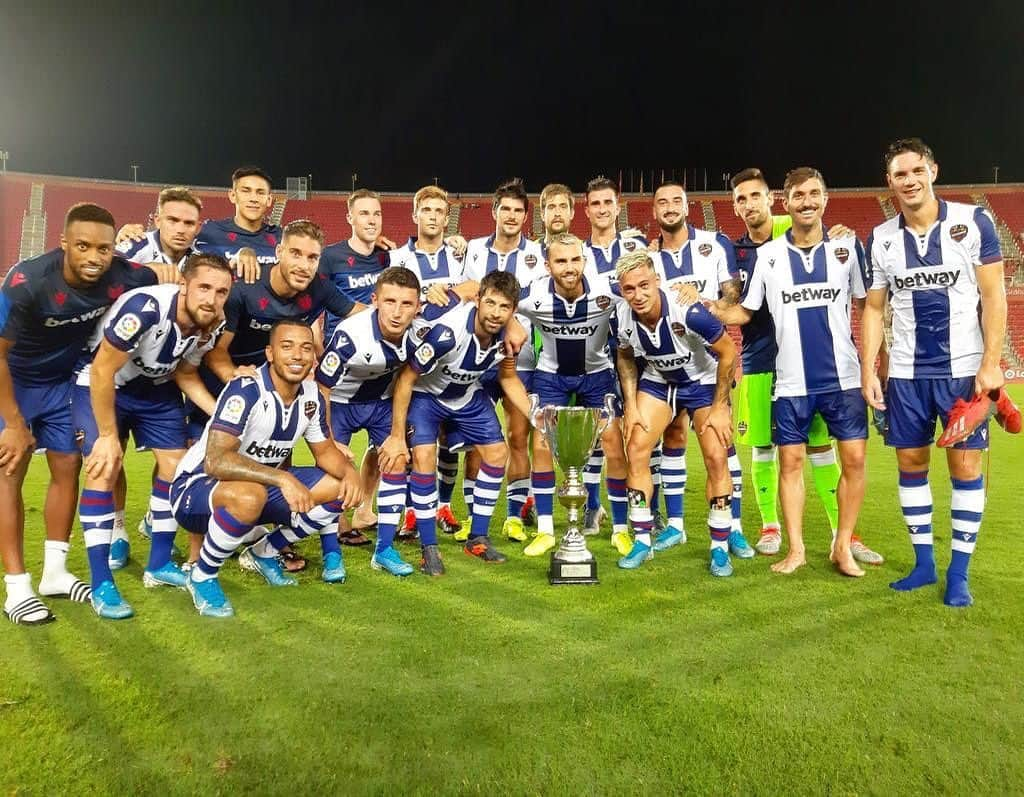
top-left (414, 343), bottom-right (435, 366)
top-left (219, 394), bottom-right (246, 425)
top-left (113, 313), bottom-right (142, 342)
top-left (321, 351), bottom-right (341, 377)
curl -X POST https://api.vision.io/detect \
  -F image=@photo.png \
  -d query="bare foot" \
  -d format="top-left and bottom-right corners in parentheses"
top-left (351, 508), bottom-right (378, 529)
top-left (771, 550), bottom-right (806, 574)
top-left (830, 551), bottom-right (865, 578)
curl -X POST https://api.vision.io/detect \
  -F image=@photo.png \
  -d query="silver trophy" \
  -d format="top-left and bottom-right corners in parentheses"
top-left (535, 395), bottom-right (615, 585)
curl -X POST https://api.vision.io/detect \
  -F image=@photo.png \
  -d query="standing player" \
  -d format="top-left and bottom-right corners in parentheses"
top-left (116, 186), bottom-right (203, 268)
top-left (195, 166), bottom-right (281, 275)
top-left (714, 168), bottom-right (869, 578)
top-left (170, 320), bottom-right (363, 617)
top-left (648, 181), bottom-right (752, 559)
top-left (615, 251), bottom-right (739, 575)
top-left (377, 272), bottom-right (535, 574)
top-left (580, 176), bottom-right (647, 536)
top-left (0, 203), bottom-right (176, 625)
top-left (861, 138), bottom-right (1009, 606)
top-left (315, 267), bottom-right (421, 577)
top-left (517, 233), bottom-right (632, 557)
top-left (73, 254), bottom-right (233, 618)
top-left (727, 168), bottom-right (883, 564)
top-left (462, 180), bottom-right (545, 542)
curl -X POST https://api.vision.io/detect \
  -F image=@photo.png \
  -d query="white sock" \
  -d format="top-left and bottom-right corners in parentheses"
top-left (4, 572), bottom-right (35, 610)
top-left (42, 539), bottom-right (70, 578)
top-left (112, 510), bottom-right (129, 543)
top-left (538, 516), bottom-right (554, 535)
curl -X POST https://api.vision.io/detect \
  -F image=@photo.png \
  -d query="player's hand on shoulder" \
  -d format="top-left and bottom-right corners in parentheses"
top-left (280, 472), bottom-right (315, 515)
top-left (148, 263), bottom-right (181, 285)
top-left (826, 223), bottom-right (854, 239)
top-left (671, 282), bottom-right (701, 306)
top-left (232, 365), bottom-right (259, 379)
top-left (85, 433), bottom-right (123, 483)
top-left (425, 283), bottom-right (451, 306)
top-left (374, 234), bottom-right (397, 252)
top-left (444, 234), bottom-right (468, 258)
top-left (0, 420), bottom-right (35, 475)
top-left (115, 224), bottom-right (146, 245)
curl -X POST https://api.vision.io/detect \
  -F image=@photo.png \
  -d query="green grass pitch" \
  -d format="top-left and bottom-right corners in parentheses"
top-left (2, 387), bottom-right (1023, 794)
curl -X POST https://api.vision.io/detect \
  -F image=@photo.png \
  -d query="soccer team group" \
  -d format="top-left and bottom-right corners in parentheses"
top-left (1, 136), bottom-right (1019, 624)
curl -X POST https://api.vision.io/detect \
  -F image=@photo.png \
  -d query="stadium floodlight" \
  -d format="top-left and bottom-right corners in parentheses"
top-left (993, 166), bottom-right (1000, 184)
top-left (130, 164), bottom-right (140, 183)
top-left (0, 150), bottom-right (8, 172)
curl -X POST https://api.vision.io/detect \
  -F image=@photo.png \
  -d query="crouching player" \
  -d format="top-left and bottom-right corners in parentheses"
top-left (74, 254), bottom-right (233, 618)
top-left (315, 267), bottom-right (421, 577)
top-left (170, 319), bottom-right (362, 617)
top-left (614, 251), bottom-right (739, 576)
top-left (378, 271), bottom-right (535, 574)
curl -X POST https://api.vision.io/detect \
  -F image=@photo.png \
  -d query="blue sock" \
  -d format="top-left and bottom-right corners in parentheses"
top-left (891, 470), bottom-right (937, 591)
top-left (506, 477), bottom-right (530, 518)
top-left (946, 476), bottom-right (984, 607)
top-left (532, 470), bottom-right (556, 534)
top-left (607, 477), bottom-right (627, 530)
top-left (410, 471), bottom-right (438, 546)
top-left (80, 488), bottom-right (115, 589)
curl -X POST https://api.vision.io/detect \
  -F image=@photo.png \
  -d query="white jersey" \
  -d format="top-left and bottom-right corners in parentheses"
top-left (388, 237), bottom-right (467, 301)
top-left (315, 309), bottom-right (414, 403)
top-left (409, 297), bottom-right (508, 410)
top-left (463, 234), bottom-right (546, 290)
top-left (652, 225), bottom-right (736, 300)
top-left (616, 292), bottom-right (724, 387)
top-left (867, 199), bottom-right (1002, 380)
top-left (742, 231), bottom-right (866, 397)
top-left (517, 275), bottom-right (621, 376)
top-left (115, 230), bottom-right (191, 270)
top-left (584, 233), bottom-right (647, 286)
top-left (175, 364), bottom-right (329, 479)
top-left (76, 283), bottom-right (219, 390)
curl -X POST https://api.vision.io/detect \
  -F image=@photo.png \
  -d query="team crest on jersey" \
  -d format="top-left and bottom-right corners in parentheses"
top-left (737, 421), bottom-right (748, 435)
top-left (416, 326), bottom-right (430, 340)
top-left (414, 343), bottom-right (435, 366)
top-left (671, 321), bottom-right (687, 337)
top-left (113, 313), bottom-right (142, 342)
top-left (54, 291), bottom-right (67, 306)
top-left (596, 295), bottom-right (611, 310)
top-left (304, 401), bottom-right (316, 419)
top-left (297, 294), bottom-right (312, 311)
top-left (525, 254), bottom-right (538, 268)
top-left (258, 297), bottom-right (270, 310)
top-left (320, 351), bottom-right (341, 377)
top-left (698, 243), bottom-right (713, 257)
top-left (219, 395), bottom-right (246, 425)
top-left (949, 224), bottom-right (968, 243)
top-left (624, 240), bottom-right (637, 252)
top-left (834, 247), bottom-right (849, 264)
top-left (227, 232), bottom-right (237, 242)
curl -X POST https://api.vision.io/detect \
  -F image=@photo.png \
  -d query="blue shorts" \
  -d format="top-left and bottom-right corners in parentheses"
top-left (1, 378), bottom-right (76, 453)
top-left (407, 391), bottom-right (504, 450)
top-left (170, 466), bottom-right (328, 534)
top-left (533, 369), bottom-right (621, 415)
top-left (73, 383), bottom-right (188, 455)
top-left (772, 389), bottom-right (867, 446)
top-left (331, 400), bottom-right (392, 448)
top-left (886, 376), bottom-right (987, 450)
top-left (639, 379), bottom-right (715, 418)
top-left (481, 366), bottom-right (534, 403)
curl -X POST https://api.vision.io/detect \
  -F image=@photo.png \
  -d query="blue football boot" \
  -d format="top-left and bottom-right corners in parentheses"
top-left (90, 580), bottom-right (134, 619)
top-left (238, 546), bottom-right (297, 586)
top-left (618, 540), bottom-right (653, 570)
top-left (108, 539), bottom-right (130, 570)
top-left (185, 571), bottom-right (234, 618)
top-left (728, 530), bottom-right (755, 559)
top-left (653, 526), bottom-right (685, 552)
top-left (370, 546), bottom-right (414, 577)
top-left (322, 551), bottom-right (347, 584)
top-left (710, 548), bottom-right (734, 577)
top-left (142, 560), bottom-right (187, 589)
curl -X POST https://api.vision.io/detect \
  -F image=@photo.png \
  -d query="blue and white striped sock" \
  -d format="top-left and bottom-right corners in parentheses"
top-left (471, 461), bottom-right (505, 538)
top-left (80, 489), bottom-right (115, 589)
top-left (410, 471), bottom-right (439, 546)
top-left (584, 445), bottom-right (604, 512)
top-left (146, 478), bottom-right (176, 571)
top-left (506, 477), bottom-right (530, 518)
top-left (375, 472), bottom-right (408, 553)
top-left (661, 447), bottom-right (686, 530)
top-left (194, 507), bottom-right (252, 582)
top-left (532, 470), bottom-right (556, 535)
top-left (727, 445), bottom-right (743, 533)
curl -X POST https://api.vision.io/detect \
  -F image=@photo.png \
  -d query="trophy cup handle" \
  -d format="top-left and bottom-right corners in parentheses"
top-left (528, 393), bottom-right (543, 431)
top-left (597, 393), bottom-right (617, 437)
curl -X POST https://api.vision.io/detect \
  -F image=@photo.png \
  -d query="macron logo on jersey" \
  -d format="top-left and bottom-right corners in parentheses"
top-left (780, 287), bottom-right (842, 306)
top-left (892, 269), bottom-right (961, 291)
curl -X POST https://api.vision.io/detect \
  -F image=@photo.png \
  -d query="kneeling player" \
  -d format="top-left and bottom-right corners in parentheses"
top-left (170, 320), bottom-right (362, 617)
top-left (615, 252), bottom-right (738, 576)
top-left (378, 271), bottom-right (535, 574)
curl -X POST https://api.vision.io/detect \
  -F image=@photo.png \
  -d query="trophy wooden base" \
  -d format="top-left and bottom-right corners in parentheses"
top-left (548, 554), bottom-right (599, 585)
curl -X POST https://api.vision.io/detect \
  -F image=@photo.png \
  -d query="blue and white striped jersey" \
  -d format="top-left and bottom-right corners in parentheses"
top-left (409, 296), bottom-right (508, 410)
top-left (517, 275), bottom-right (621, 377)
top-left (388, 238), bottom-right (467, 300)
top-left (176, 364), bottom-right (329, 478)
top-left (584, 233), bottom-right (647, 286)
top-left (115, 230), bottom-right (192, 269)
top-left (742, 231), bottom-right (866, 397)
top-left (76, 283), bottom-right (220, 392)
top-left (616, 293), bottom-right (724, 387)
top-left (463, 234), bottom-right (546, 288)
top-left (867, 199), bottom-right (1001, 380)
top-left (652, 225), bottom-right (737, 300)
top-left (316, 309), bottom-right (414, 403)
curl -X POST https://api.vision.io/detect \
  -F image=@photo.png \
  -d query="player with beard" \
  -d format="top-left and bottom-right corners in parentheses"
top-left (0, 203), bottom-right (178, 625)
top-left (170, 320), bottom-right (363, 617)
top-left (713, 168), bottom-right (869, 578)
top-left (724, 168), bottom-right (883, 565)
top-left (73, 254), bottom-right (233, 618)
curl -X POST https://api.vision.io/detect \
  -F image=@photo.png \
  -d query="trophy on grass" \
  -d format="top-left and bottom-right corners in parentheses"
top-left (535, 395), bottom-right (616, 585)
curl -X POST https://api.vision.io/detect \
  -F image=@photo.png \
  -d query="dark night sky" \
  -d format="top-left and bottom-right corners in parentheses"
top-left (2, 1), bottom-right (1022, 192)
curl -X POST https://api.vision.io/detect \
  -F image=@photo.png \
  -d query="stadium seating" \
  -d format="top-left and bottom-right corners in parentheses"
top-left (987, 191), bottom-right (1024, 237)
top-left (456, 200), bottom-right (495, 240)
top-left (822, 195), bottom-right (886, 238)
top-left (0, 174), bottom-right (32, 269)
top-left (42, 181), bottom-right (158, 250)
